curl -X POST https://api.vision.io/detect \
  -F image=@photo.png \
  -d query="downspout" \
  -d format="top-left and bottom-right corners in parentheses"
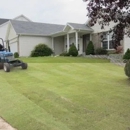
top-left (17, 35), bottom-right (20, 55)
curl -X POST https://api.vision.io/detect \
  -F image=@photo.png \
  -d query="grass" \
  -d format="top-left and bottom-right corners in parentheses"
top-left (19, 56), bottom-right (110, 63)
top-left (0, 57), bottom-right (130, 130)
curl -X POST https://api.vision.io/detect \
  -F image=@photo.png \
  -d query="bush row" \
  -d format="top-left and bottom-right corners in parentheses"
top-left (60, 41), bottom-right (108, 56)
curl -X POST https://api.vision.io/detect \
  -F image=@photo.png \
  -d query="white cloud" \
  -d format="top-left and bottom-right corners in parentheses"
top-left (0, 0), bottom-right (88, 24)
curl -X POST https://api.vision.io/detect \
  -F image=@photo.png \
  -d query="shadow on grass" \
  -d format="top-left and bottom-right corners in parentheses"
top-left (19, 57), bottom-right (110, 63)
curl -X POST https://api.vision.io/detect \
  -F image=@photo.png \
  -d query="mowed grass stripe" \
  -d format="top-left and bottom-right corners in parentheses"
top-left (0, 57), bottom-right (130, 130)
top-left (20, 57), bottom-right (110, 63)
top-left (0, 70), bottom-right (71, 130)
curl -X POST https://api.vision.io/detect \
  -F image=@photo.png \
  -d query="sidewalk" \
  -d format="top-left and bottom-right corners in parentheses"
top-left (0, 118), bottom-right (16, 130)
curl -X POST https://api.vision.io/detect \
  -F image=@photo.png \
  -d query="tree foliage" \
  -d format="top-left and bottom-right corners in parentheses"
top-left (69, 43), bottom-right (78, 57)
top-left (86, 41), bottom-right (95, 55)
top-left (123, 48), bottom-right (130, 59)
top-left (83, 0), bottom-right (130, 49)
top-left (30, 44), bottom-right (53, 57)
top-left (124, 60), bottom-right (130, 78)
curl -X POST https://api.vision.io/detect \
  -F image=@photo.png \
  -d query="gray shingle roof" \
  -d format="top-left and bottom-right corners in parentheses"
top-left (68, 23), bottom-right (93, 31)
top-left (0, 19), bottom-right (9, 25)
top-left (10, 20), bottom-right (65, 36)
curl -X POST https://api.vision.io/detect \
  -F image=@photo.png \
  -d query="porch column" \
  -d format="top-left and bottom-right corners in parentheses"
top-left (107, 34), bottom-right (110, 50)
top-left (52, 37), bottom-right (54, 51)
top-left (75, 32), bottom-right (78, 49)
top-left (67, 33), bottom-right (69, 52)
top-left (90, 34), bottom-right (92, 41)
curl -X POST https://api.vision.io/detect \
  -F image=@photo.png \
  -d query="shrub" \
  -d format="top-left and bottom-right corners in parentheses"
top-left (68, 43), bottom-right (78, 57)
top-left (60, 52), bottom-right (70, 56)
top-left (86, 41), bottom-right (95, 55)
top-left (30, 44), bottom-right (53, 57)
top-left (95, 48), bottom-right (108, 55)
top-left (124, 60), bottom-right (130, 78)
top-left (123, 48), bottom-right (130, 60)
top-left (14, 52), bottom-right (19, 58)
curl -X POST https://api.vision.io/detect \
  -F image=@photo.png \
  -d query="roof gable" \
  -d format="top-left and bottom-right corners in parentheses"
top-left (63, 22), bottom-right (93, 32)
top-left (13, 14), bottom-right (32, 22)
top-left (68, 23), bottom-right (93, 31)
top-left (63, 24), bottom-right (73, 32)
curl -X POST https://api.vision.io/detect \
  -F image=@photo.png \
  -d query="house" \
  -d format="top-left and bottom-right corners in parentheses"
top-left (0, 15), bottom-right (130, 56)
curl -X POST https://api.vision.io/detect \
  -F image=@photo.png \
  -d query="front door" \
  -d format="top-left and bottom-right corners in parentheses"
top-left (83, 34), bottom-right (90, 52)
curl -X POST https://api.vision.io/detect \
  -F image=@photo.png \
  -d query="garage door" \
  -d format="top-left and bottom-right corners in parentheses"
top-left (10, 42), bottom-right (17, 54)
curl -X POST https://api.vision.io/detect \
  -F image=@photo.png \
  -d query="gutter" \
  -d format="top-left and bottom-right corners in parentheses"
top-left (18, 33), bottom-right (50, 37)
top-left (17, 35), bottom-right (20, 55)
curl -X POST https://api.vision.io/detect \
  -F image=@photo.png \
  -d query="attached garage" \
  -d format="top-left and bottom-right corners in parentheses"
top-left (19, 36), bottom-right (52, 56)
top-left (10, 42), bottom-right (17, 54)
top-left (9, 20), bottom-right (65, 56)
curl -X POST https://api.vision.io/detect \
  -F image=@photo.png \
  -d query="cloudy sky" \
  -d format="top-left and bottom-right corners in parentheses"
top-left (0, 0), bottom-right (88, 25)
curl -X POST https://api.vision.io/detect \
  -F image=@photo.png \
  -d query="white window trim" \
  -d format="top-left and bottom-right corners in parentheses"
top-left (102, 32), bottom-right (115, 50)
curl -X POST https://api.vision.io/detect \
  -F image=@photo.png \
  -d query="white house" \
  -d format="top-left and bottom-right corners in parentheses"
top-left (0, 15), bottom-right (130, 56)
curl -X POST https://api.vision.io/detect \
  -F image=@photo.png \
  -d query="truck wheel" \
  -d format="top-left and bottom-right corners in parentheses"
top-left (21, 63), bottom-right (28, 69)
top-left (3, 63), bottom-right (10, 72)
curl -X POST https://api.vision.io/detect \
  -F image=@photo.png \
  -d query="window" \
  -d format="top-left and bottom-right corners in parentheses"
top-left (102, 32), bottom-right (114, 50)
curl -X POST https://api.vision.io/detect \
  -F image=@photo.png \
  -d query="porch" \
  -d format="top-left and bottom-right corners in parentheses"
top-left (51, 23), bottom-right (93, 55)
top-left (52, 31), bottom-right (92, 55)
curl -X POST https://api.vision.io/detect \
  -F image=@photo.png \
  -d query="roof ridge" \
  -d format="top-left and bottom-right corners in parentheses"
top-left (10, 19), bottom-right (65, 26)
top-left (0, 18), bottom-right (10, 20)
top-left (68, 22), bottom-right (85, 25)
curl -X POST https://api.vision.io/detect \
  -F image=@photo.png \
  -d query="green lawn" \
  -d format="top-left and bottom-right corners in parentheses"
top-left (0, 57), bottom-right (130, 130)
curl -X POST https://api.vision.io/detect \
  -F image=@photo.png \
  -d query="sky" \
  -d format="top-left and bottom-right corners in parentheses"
top-left (0, 0), bottom-right (88, 25)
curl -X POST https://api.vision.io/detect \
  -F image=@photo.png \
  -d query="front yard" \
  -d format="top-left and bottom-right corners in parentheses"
top-left (0, 57), bottom-right (129, 130)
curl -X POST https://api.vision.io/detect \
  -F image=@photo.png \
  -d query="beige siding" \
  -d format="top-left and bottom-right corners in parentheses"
top-left (54, 36), bottom-right (64, 55)
top-left (124, 35), bottom-right (130, 53)
top-left (0, 22), bottom-right (9, 42)
top-left (10, 42), bottom-right (17, 54)
top-left (91, 33), bottom-right (102, 49)
top-left (68, 29), bottom-right (76, 34)
top-left (19, 36), bottom-right (52, 56)
top-left (8, 25), bottom-right (17, 40)
top-left (9, 37), bottom-right (18, 54)
top-left (7, 24), bottom-right (18, 54)
top-left (92, 21), bottom-right (117, 33)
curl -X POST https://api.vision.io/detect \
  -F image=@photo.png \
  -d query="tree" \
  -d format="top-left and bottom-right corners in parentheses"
top-left (123, 48), bottom-right (130, 60)
top-left (124, 60), bottom-right (130, 78)
top-left (69, 43), bottom-right (78, 56)
top-left (86, 41), bottom-right (95, 55)
top-left (83, 0), bottom-right (130, 50)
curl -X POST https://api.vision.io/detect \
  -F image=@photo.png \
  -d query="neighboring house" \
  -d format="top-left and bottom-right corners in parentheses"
top-left (0, 14), bottom-right (130, 56)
